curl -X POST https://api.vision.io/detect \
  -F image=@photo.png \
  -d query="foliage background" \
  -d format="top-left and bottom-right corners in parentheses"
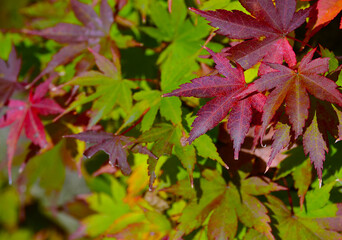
top-left (0, 0), bottom-right (342, 239)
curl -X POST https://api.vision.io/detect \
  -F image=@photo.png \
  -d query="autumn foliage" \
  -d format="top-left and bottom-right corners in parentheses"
top-left (0, 0), bottom-right (342, 239)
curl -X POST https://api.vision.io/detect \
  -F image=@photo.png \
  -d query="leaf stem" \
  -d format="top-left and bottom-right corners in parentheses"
top-left (129, 78), bottom-right (160, 86)
top-left (118, 107), bottom-right (150, 135)
top-left (286, 35), bottom-right (321, 56)
top-left (203, 30), bottom-right (216, 49)
top-left (282, 178), bottom-right (294, 215)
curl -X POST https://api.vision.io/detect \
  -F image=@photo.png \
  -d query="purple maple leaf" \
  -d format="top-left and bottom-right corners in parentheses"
top-left (191, 0), bottom-right (311, 74)
top-left (28, 0), bottom-right (114, 82)
top-left (0, 46), bottom-right (25, 106)
top-left (237, 49), bottom-right (342, 179)
top-left (64, 131), bottom-right (157, 176)
top-left (164, 47), bottom-right (266, 159)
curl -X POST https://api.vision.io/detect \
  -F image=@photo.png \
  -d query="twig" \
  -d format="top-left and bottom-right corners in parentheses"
top-left (117, 107), bottom-right (150, 135)
top-left (286, 35), bottom-right (321, 56)
top-left (283, 178), bottom-right (294, 215)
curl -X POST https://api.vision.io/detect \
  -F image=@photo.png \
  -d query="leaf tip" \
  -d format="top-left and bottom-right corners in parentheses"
top-left (181, 137), bottom-right (189, 146)
top-left (261, 141), bottom-right (267, 148)
top-left (188, 7), bottom-right (196, 12)
top-left (162, 92), bottom-right (176, 98)
top-left (87, 47), bottom-right (96, 55)
top-left (8, 161), bottom-right (12, 185)
top-left (234, 150), bottom-right (239, 160)
top-left (168, 0), bottom-right (172, 13)
top-left (264, 165), bottom-right (270, 174)
top-left (19, 162), bottom-right (26, 174)
top-left (8, 171), bottom-right (12, 185)
top-left (202, 45), bottom-right (214, 55)
top-left (24, 84), bottom-right (31, 90)
top-left (190, 175), bottom-right (194, 188)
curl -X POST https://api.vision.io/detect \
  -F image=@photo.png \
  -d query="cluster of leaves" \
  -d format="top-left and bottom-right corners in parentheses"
top-left (0, 0), bottom-right (342, 239)
top-left (166, 0), bottom-right (342, 183)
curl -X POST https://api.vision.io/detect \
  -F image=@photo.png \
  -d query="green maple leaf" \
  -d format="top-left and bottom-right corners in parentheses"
top-left (82, 177), bottom-right (131, 237)
top-left (141, 0), bottom-right (208, 45)
top-left (136, 123), bottom-right (179, 189)
top-left (63, 48), bottom-right (136, 126)
top-left (164, 170), bottom-right (285, 239)
top-left (274, 146), bottom-right (312, 205)
top-left (141, 0), bottom-right (214, 95)
top-left (266, 193), bottom-right (342, 240)
top-left (137, 122), bottom-right (227, 190)
top-left (130, 90), bottom-right (182, 132)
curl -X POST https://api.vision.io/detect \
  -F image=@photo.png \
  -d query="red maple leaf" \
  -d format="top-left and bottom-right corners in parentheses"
top-left (191, 0), bottom-right (311, 74)
top-left (164, 47), bottom-right (265, 159)
top-left (313, 0), bottom-right (342, 29)
top-left (64, 131), bottom-right (157, 176)
top-left (0, 46), bottom-right (25, 106)
top-left (0, 80), bottom-right (64, 183)
top-left (304, 0), bottom-right (342, 42)
top-left (238, 49), bottom-right (342, 178)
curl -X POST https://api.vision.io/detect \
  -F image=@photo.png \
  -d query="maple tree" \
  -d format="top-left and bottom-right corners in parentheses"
top-left (0, 0), bottom-right (341, 239)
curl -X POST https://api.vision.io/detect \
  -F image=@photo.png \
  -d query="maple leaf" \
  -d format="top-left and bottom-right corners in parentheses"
top-left (126, 89), bottom-right (182, 132)
top-left (137, 122), bottom-right (228, 190)
top-left (313, 0), bottom-right (342, 29)
top-left (64, 130), bottom-right (157, 176)
top-left (242, 48), bottom-right (342, 138)
top-left (274, 146), bottom-right (313, 204)
top-left (81, 177), bottom-right (131, 237)
top-left (305, 0), bottom-right (342, 41)
top-left (164, 47), bottom-right (266, 159)
top-left (238, 49), bottom-right (342, 176)
top-left (0, 79), bottom-right (64, 183)
top-left (60, 48), bottom-right (136, 126)
top-left (140, 0), bottom-right (211, 96)
top-left (0, 46), bottom-right (25, 107)
top-left (28, 0), bottom-right (114, 82)
top-left (164, 169), bottom-right (285, 239)
top-left (68, 177), bottom-right (171, 238)
top-left (266, 194), bottom-right (342, 239)
top-left (266, 122), bottom-right (291, 171)
top-left (136, 123), bottom-right (179, 189)
top-left (191, 0), bottom-right (311, 74)
top-left (316, 203), bottom-right (342, 234)
top-left (303, 112), bottom-right (328, 181)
